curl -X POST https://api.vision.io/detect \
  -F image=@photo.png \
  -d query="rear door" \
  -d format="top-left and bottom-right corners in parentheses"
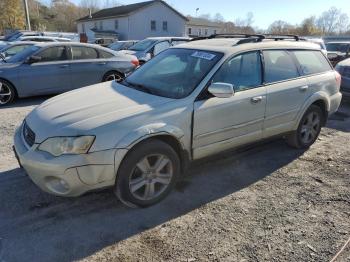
top-left (19, 45), bottom-right (72, 95)
top-left (69, 45), bottom-right (108, 89)
top-left (193, 51), bottom-right (267, 159)
top-left (262, 50), bottom-right (309, 138)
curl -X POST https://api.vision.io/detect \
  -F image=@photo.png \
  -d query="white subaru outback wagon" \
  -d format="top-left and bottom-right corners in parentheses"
top-left (14, 34), bottom-right (342, 207)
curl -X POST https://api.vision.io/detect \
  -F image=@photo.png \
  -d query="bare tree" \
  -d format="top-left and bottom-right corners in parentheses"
top-left (268, 20), bottom-right (296, 34)
top-left (213, 13), bottom-right (224, 22)
top-left (317, 7), bottom-right (349, 34)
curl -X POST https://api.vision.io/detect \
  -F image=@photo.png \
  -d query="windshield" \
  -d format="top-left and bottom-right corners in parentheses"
top-left (122, 48), bottom-right (223, 99)
top-left (1, 44), bottom-right (33, 58)
top-left (128, 39), bottom-right (157, 51)
top-left (3, 32), bottom-right (21, 42)
top-left (108, 42), bottom-right (124, 50)
top-left (326, 43), bottom-right (349, 53)
top-left (7, 45), bottom-right (40, 63)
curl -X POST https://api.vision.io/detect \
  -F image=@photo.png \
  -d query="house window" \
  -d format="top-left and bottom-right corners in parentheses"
top-left (214, 29), bottom-right (217, 34)
top-left (198, 29), bottom-right (201, 36)
top-left (188, 27), bottom-right (192, 35)
top-left (205, 29), bottom-right (208, 35)
top-left (115, 20), bottom-right (118, 30)
top-left (82, 23), bottom-right (85, 33)
top-left (163, 21), bottom-right (168, 31)
top-left (151, 20), bottom-right (156, 31)
top-left (99, 21), bottom-right (103, 30)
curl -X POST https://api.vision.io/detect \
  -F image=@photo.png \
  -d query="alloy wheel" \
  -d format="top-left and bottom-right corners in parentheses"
top-left (0, 81), bottom-right (12, 105)
top-left (300, 111), bottom-right (321, 144)
top-left (129, 154), bottom-right (173, 201)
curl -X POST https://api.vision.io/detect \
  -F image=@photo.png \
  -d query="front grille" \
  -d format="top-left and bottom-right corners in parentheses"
top-left (22, 121), bottom-right (35, 147)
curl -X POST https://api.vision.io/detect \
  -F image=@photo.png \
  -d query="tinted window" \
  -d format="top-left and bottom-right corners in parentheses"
top-left (151, 20), bottom-right (156, 31)
top-left (124, 49), bottom-right (222, 99)
top-left (37, 46), bottom-right (67, 62)
top-left (326, 43), bottom-right (349, 53)
top-left (292, 50), bottom-right (332, 75)
top-left (72, 46), bottom-right (98, 60)
top-left (154, 41), bottom-right (170, 55)
top-left (99, 49), bottom-right (114, 58)
top-left (212, 51), bottom-right (262, 91)
top-left (3, 44), bottom-right (32, 57)
top-left (128, 39), bottom-right (156, 51)
top-left (263, 50), bottom-right (300, 83)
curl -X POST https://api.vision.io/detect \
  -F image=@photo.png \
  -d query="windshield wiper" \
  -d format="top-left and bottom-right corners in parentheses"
top-left (122, 79), bottom-right (154, 95)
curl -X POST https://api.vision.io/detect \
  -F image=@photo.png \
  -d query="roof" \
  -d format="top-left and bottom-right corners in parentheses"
top-left (176, 38), bottom-right (321, 54)
top-left (186, 17), bottom-right (222, 28)
top-left (77, 0), bottom-right (188, 22)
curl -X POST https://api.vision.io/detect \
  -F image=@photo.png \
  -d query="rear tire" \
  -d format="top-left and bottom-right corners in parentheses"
top-left (115, 139), bottom-right (180, 208)
top-left (0, 79), bottom-right (16, 106)
top-left (102, 71), bottom-right (124, 83)
top-left (287, 105), bottom-right (324, 149)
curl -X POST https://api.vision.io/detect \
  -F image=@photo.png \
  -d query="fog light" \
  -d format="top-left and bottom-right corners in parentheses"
top-left (45, 177), bottom-right (70, 194)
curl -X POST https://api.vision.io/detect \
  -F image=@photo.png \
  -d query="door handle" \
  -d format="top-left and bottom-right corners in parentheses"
top-left (251, 96), bottom-right (263, 103)
top-left (299, 85), bottom-right (309, 92)
top-left (59, 64), bottom-right (69, 68)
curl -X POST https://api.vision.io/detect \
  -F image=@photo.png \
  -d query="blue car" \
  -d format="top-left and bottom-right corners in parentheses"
top-left (0, 42), bottom-right (139, 105)
top-left (335, 58), bottom-right (350, 97)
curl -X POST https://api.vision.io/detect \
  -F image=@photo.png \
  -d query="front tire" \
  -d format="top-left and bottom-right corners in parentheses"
top-left (102, 71), bottom-right (124, 83)
top-left (287, 105), bottom-right (324, 149)
top-left (115, 139), bottom-right (180, 208)
top-left (0, 79), bottom-right (16, 106)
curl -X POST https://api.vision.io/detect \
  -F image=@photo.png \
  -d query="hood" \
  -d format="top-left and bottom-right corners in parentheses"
top-left (26, 81), bottom-right (173, 143)
top-left (0, 62), bottom-right (21, 70)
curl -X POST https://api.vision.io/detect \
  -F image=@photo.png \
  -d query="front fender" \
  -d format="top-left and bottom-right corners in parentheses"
top-left (115, 123), bottom-right (185, 149)
top-left (293, 91), bottom-right (330, 130)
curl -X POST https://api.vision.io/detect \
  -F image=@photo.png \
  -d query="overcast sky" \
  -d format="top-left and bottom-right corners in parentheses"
top-left (62, 0), bottom-right (350, 29)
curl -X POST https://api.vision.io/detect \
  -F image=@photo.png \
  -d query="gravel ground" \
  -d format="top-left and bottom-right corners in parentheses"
top-left (0, 97), bottom-right (349, 262)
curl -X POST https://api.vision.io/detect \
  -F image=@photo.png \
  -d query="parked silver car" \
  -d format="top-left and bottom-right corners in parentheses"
top-left (0, 42), bottom-right (139, 105)
top-left (14, 35), bottom-right (342, 207)
top-left (108, 40), bottom-right (138, 51)
top-left (118, 37), bottom-right (190, 64)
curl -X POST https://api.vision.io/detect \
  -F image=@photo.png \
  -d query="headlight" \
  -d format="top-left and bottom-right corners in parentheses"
top-left (38, 136), bottom-right (95, 157)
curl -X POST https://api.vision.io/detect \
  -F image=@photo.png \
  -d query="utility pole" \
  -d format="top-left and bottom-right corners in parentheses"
top-left (23, 0), bottom-right (31, 31)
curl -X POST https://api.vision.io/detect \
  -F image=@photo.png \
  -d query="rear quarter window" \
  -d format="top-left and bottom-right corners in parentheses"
top-left (292, 50), bottom-right (332, 75)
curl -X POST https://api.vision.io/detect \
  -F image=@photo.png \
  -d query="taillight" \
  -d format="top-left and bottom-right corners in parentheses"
top-left (131, 59), bottom-right (139, 67)
top-left (335, 70), bottom-right (342, 89)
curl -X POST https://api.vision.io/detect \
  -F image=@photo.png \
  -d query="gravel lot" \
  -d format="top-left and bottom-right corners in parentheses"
top-left (0, 97), bottom-right (349, 262)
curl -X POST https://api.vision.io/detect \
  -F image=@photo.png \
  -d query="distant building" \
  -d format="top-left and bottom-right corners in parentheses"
top-left (76, 0), bottom-right (188, 41)
top-left (185, 17), bottom-right (223, 37)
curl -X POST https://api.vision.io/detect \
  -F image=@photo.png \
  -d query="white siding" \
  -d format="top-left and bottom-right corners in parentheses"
top-left (128, 2), bottom-right (186, 40)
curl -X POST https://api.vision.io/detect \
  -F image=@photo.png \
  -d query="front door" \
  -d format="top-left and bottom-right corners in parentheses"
top-left (19, 46), bottom-right (72, 96)
top-left (193, 51), bottom-right (267, 160)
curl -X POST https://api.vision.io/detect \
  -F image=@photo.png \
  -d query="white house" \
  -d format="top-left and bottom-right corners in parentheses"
top-left (76, 0), bottom-right (188, 41)
top-left (185, 17), bottom-right (223, 37)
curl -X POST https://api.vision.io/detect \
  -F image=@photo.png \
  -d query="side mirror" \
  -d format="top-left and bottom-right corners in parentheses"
top-left (208, 82), bottom-right (234, 98)
top-left (26, 55), bottom-right (42, 64)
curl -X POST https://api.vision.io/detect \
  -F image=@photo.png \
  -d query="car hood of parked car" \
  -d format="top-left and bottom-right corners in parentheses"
top-left (25, 81), bottom-right (174, 143)
top-left (0, 62), bottom-right (21, 69)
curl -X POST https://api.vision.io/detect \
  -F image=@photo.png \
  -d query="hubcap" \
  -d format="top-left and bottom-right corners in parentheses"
top-left (106, 74), bottom-right (122, 82)
top-left (300, 111), bottom-right (321, 144)
top-left (0, 82), bottom-right (12, 105)
top-left (129, 154), bottom-right (173, 201)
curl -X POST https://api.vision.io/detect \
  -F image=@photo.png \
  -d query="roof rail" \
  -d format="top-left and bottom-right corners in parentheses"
top-left (262, 34), bottom-right (305, 42)
top-left (190, 33), bottom-right (265, 42)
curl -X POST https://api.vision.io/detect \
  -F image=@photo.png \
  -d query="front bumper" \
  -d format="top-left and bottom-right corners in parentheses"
top-left (13, 125), bottom-right (127, 197)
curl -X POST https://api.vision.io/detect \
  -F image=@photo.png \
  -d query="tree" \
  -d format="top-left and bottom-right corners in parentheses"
top-left (0, 0), bottom-right (25, 32)
top-left (268, 20), bottom-right (296, 34)
top-left (213, 13), bottom-right (224, 22)
top-left (298, 16), bottom-right (321, 36)
top-left (317, 7), bottom-right (349, 34)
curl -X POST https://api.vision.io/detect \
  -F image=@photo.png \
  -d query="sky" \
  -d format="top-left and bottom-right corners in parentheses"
top-left (67, 0), bottom-right (350, 29)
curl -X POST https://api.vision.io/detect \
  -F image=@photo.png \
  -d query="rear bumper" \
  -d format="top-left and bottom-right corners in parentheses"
top-left (329, 92), bottom-right (342, 115)
top-left (13, 125), bottom-right (126, 197)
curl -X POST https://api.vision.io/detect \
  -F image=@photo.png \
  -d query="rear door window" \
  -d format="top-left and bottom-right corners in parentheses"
top-left (99, 50), bottom-right (114, 58)
top-left (263, 50), bottom-right (300, 83)
top-left (292, 50), bottom-right (332, 75)
top-left (71, 46), bottom-right (98, 60)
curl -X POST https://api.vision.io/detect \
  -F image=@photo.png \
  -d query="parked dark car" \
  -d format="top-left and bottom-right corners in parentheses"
top-left (108, 40), bottom-right (138, 51)
top-left (0, 42), bottom-right (139, 105)
top-left (326, 42), bottom-right (350, 66)
top-left (335, 58), bottom-right (350, 96)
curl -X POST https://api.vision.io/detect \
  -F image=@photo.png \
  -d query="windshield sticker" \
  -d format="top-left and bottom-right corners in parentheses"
top-left (191, 51), bottom-right (216, 60)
